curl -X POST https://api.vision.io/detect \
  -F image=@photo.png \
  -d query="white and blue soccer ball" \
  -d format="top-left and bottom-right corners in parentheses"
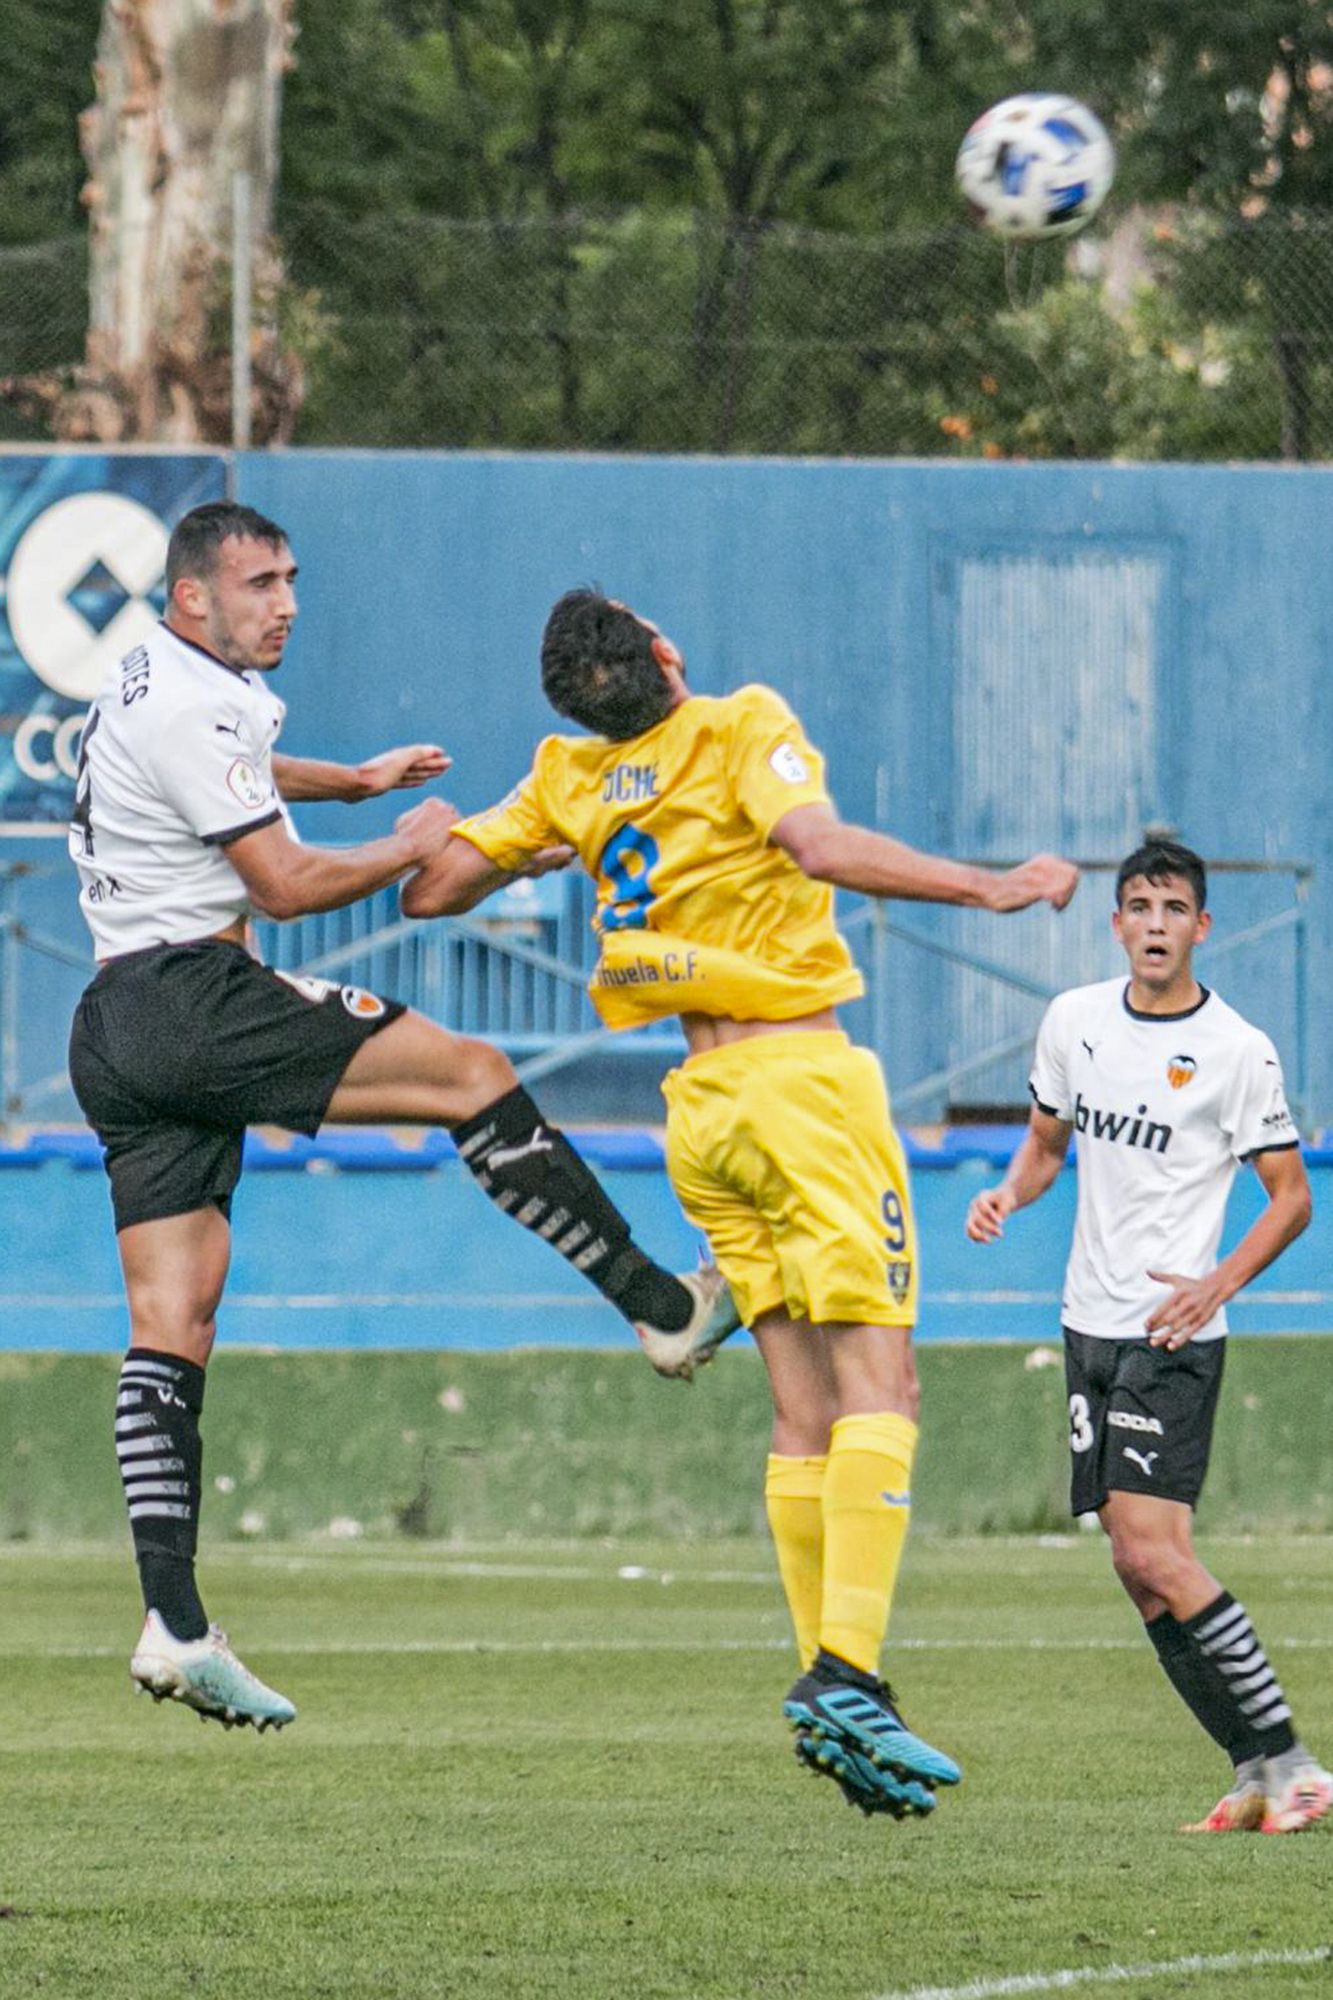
top-left (955, 94), bottom-right (1115, 240)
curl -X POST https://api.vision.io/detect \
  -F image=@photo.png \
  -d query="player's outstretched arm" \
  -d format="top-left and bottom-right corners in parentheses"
top-left (399, 834), bottom-right (517, 917)
top-left (399, 832), bottom-right (577, 918)
top-left (271, 744), bottom-right (450, 804)
top-left (224, 798), bottom-right (456, 920)
top-left (965, 1107), bottom-right (1072, 1243)
top-left (770, 804), bottom-right (1078, 912)
top-left (1145, 1145), bottom-right (1313, 1350)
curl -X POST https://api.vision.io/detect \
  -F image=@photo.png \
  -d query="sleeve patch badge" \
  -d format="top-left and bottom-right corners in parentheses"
top-left (226, 757), bottom-right (269, 811)
top-left (768, 742), bottom-right (810, 785)
top-left (341, 985), bottom-right (387, 1020)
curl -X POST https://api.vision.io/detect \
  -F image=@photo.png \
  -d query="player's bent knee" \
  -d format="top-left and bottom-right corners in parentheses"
top-left (1110, 1534), bottom-right (1185, 1602)
top-left (125, 1304), bottom-right (218, 1366)
top-left (444, 1034), bottom-right (516, 1115)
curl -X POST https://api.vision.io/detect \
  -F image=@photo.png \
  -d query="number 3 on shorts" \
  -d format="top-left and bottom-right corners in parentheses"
top-left (1068, 1392), bottom-right (1095, 1454)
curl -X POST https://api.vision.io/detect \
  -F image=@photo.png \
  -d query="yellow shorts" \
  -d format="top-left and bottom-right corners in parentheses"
top-left (661, 1030), bottom-right (917, 1330)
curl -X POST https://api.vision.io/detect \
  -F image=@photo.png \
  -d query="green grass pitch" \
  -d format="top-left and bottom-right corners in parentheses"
top-left (1, 1533), bottom-right (1330, 2000)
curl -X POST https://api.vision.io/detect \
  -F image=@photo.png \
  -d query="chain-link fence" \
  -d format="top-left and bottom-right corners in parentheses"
top-left (0, 237), bottom-right (88, 444)
top-left (6, 206), bottom-right (1333, 458)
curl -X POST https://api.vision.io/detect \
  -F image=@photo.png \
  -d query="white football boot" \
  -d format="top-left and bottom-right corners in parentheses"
top-left (633, 1262), bottom-right (742, 1382)
top-left (1260, 1749), bottom-right (1333, 1833)
top-left (1180, 1757), bottom-right (1267, 1833)
top-left (130, 1610), bottom-right (296, 1731)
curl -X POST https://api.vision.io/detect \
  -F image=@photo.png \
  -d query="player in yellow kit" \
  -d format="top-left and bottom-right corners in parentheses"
top-left (402, 590), bottom-right (1078, 1818)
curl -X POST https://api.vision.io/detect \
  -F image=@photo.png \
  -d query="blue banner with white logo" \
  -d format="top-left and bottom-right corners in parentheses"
top-left (0, 455), bottom-right (226, 823)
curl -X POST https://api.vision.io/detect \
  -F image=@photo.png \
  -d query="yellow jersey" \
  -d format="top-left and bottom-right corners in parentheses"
top-left (451, 684), bottom-right (865, 1030)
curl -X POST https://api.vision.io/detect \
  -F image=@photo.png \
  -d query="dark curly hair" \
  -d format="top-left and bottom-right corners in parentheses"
top-left (166, 502), bottom-right (289, 592)
top-left (540, 589), bottom-right (676, 741)
top-left (1115, 839), bottom-right (1207, 910)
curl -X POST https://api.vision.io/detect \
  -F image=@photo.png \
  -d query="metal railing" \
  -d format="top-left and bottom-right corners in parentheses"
top-left (0, 853), bottom-right (1315, 1130)
top-left (848, 858), bottom-right (1314, 1125)
top-left (0, 851), bottom-right (94, 1122)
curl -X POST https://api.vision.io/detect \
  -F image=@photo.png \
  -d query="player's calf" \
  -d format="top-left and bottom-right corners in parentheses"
top-left (115, 1347), bottom-right (211, 1640)
top-left (453, 1084), bottom-right (699, 1332)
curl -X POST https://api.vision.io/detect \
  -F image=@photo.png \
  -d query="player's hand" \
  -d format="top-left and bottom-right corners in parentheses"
top-left (514, 845), bottom-right (576, 880)
top-left (394, 795), bottom-right (459, 862)
top-left (1144, 1270), bottom-right (1227, 1350)
top-left (357, 744), bottom-right (451, 797)
top-left (966, 1186), bottom-right (1015, 1243)
top-left (987, 855), bottom-right (1080, 913)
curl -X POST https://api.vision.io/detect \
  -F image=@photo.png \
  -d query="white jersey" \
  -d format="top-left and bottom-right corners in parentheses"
top-left (69, 622), bottom-right (289, 959)
top-left (1030, 977), bottom-right (1300, 1342)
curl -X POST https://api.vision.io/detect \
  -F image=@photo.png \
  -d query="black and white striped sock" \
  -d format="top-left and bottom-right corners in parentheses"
top-left (115, 1348), bottom-right (208, 1643)
top-left (1183, 1590), bottom-right (1297, 1762)
top-left (1146, 1611), bottom-right (1239, 1754)
top-left (452, 1086), bottom-right (692, 1330)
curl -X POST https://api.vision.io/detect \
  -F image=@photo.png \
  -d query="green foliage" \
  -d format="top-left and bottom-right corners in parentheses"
top-left (0, 0), bottom-right (100, 243)
top-left (6, 0), bottom-right (1333, 453)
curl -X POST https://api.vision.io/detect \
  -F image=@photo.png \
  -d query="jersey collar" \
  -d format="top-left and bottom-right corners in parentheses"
top-left (160, 619), bottom-right (252, 683)
top-left (1121, 980), bottom-right (1212, 1024)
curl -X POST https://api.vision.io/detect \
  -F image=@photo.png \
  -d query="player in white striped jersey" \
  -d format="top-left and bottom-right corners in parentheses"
top-left (68, 503), bottom-right (734, 1730)
top-left (967, 840), bottom-right (1329, 1834)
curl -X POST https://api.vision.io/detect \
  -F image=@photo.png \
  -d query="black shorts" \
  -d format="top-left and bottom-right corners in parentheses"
top-left (68, 939), bottom-right (405, 1231)
top-left (1063, 1326), bottom-right (1227, 1515)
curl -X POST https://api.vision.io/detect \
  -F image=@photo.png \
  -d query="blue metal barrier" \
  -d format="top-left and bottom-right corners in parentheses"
top-left (4, 1139), bottom-right (1331, 1351)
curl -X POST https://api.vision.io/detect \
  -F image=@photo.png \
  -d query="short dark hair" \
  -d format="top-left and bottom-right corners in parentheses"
top-left (1115, 839), bottom-right (1207, 911)
top-left (540, 589), bottom-right (675, 741)
top-left (166, 502), bottom-right (289, 592)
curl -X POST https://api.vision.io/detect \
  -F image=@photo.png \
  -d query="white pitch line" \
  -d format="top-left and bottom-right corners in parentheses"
top-left (233, 1555), bottom-right (778, 1585)
top-left (872, 1945), bottom-right (1331, 2000)
top-left (7, 1634), bottom-right (1333, 1662)
top-left (274, 1538), bottom-right (1321, 1561)
top-left (5, 1531), bottom-right (1331, 1561)
top-left (4, 1638), bottom-right (794, 1660)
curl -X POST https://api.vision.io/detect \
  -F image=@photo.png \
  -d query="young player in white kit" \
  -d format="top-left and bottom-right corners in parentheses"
top-left (967, 841), bottom-right (1330, 1834)
top-left (67, 504), bottom-right (735, 1732)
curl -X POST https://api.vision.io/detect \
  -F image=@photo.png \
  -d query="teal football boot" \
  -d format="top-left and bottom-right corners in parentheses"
top-left (131, 1611), bottom-right (296, 1731)
top-left (784, 1652), bottom-right (960, 1799)
top-left (634, 1262), bottom-right (742, 1381)
top-left (792, 1730), bottom-right (937, 1818)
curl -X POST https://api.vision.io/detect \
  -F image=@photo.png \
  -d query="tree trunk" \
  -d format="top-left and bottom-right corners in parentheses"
top-left (13, 0), bottom-right (300, 444)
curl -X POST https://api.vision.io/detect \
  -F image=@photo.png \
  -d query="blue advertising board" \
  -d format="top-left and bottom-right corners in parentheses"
top-left (0, 453), bottom-right (226, 823)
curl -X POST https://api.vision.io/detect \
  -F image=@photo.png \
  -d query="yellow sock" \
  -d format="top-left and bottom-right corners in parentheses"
top-left (818, 1411), bottom-right (918, 1676)
top-left (764, 1454), bottom-right (826, 1670)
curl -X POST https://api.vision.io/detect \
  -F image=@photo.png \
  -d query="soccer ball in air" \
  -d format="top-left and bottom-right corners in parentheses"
top-left (955, 94), bottom-right (1114, 240)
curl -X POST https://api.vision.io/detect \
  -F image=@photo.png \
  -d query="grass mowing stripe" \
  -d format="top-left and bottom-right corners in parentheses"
top-left (8, 1634), bottom-right (1332, 1660)
top-left (872, 1946), bottom-right (1333, 2000)
top-left (3, 1532), bottom-right (1329, 1562)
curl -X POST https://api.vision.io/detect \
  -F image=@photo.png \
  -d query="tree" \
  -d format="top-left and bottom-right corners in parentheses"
top-left (5, 0), bottom-right (1333, 453)
top-left (5, 0), bottom-right (301, 442)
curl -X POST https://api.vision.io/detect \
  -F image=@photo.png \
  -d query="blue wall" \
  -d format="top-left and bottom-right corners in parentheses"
top-left (3, 1150), bottom-right (1330, 1352)
top-left (2, 452), bottom-right (1330, 1121)
top-left (238, 453), bottom-right (1333, 1121)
